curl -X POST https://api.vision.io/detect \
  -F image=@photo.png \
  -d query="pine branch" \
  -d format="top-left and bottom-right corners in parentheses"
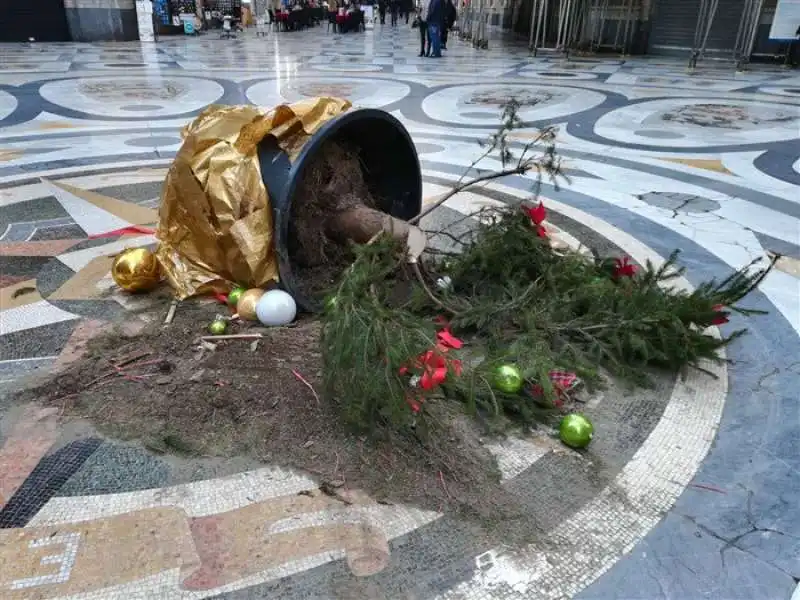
top-left (410, 166), bottom-right (531, 226)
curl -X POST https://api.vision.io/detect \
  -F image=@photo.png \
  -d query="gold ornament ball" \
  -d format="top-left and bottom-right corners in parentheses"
top-left (111, 247), bottom-right (162, 293)
top-left (237, 288), bottom-right (264, 321)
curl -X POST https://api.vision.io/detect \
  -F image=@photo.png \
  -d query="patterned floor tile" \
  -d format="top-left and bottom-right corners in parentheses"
top-left (0, 24), bottom-right (796, 600)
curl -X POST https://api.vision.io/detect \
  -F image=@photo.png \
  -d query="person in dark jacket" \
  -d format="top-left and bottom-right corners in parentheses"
top-left (417, 0), bottom-right (430, 56)
top-left (427, 0), bottom-right (443, 57)
top-left (441, 0), bottom-right (456, 49)
top-left (390, 0), bottom-right (399, 25)
top-left (378, 0), bottom-right (386, 24)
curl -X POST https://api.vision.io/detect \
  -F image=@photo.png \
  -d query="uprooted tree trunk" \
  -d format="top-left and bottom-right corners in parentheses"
top-left (326, 207), bottom-right (412, 245)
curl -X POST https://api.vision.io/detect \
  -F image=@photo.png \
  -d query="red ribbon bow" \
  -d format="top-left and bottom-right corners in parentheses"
top-left (399, 325), bottom-right (464, 411)
top-left (522, 202), bottom-right (548, 238)
top-left (436, 328), bottom-right (463, 350)
top-left (613, 256), bottom-right (638, 279)
top-left (711, 304), bottom-right (729, 325)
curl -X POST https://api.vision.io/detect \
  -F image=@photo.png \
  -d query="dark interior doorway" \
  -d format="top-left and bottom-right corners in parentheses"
top-left (0, 0), bottom-right (71, 42)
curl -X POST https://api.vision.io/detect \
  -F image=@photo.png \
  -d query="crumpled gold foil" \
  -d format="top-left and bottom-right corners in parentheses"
top-left (156, 97), bottom-right (352, 299)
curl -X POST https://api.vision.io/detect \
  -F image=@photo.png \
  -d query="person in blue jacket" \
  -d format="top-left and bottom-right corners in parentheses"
top-left (427, 0), bottom-right (443, 57)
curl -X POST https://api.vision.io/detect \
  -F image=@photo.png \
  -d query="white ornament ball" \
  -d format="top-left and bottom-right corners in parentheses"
top-left (255, 290), bottom-right (297, 326)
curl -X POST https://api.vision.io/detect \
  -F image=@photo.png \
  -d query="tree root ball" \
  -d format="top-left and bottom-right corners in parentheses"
top-left (289, 141), bottom-right (410, 301)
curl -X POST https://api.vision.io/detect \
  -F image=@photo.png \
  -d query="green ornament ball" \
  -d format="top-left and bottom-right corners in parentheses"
top-left (559, 413), bottom-right (594, 449)
top-left (227, 286), bottom-right (246, 307)
top-left (324, 295), bottom-right (339, 312)
top-left (493, 364), bottom-right (524, 394)
top-left (208, 319), bottom-right (228, 335)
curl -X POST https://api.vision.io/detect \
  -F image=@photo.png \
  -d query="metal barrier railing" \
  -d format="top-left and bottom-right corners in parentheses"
top-left (688, 0), bottom-right (719, 68)
top-left (525, 0), bottom-right (640, 56)
top-left (529, 0), bottom-right (586, 55)
top-left (733, 0), bottom-right (765, 69)
top-left (508, 0), bottom-right (772, 69)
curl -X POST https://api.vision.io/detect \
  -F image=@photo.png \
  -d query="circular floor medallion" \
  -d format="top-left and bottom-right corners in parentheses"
top-left (595, 98), bottom-right (800, 147)
top-left (39, 76), bottom-right (225, 118)
top-left (422, 83), bottom-right (606, 125)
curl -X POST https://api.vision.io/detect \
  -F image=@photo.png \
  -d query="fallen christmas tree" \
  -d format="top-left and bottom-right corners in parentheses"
top-left (321, 102), bottom-right (773, 436)
top-left (322, 210), bottom-right (771, 433)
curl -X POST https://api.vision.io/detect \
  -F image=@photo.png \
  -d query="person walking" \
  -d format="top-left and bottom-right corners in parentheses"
top-left (328, 0), bottom-right (339, 30)
top-left (417, 0), bottom-right (429, 56)
top-left (378, 0), bottom-right (386, 24)
top-left (427, 0), bottom-right (443, 57)
top-left (390, 0), bottom-right (399, 25)
top-left (441, 0), bottom-right (456, 49)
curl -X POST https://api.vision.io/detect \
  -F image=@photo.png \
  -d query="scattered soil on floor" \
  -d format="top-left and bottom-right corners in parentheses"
top-left (18, 298), bottom-right (548, 545)
top-left (290, 141), bottom-right (378, 301)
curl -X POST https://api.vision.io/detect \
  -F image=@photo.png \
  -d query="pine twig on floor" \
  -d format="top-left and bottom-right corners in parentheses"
top-left (113, 351), bottom-right (152, 369)
top-left (438, 470), bottom-right (453, 500)
top-left (292, 368), bottom-right (321, 405)
top-left (199, 333), bottom-right (263, 341)
top-left (164, 300), bottom-right (178, 325)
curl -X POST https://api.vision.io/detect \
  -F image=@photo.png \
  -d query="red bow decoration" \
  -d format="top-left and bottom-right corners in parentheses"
top-left (436, 328), bottom-right (463, 350)
top-left (419, 348), bottom-right (449, 390)
top-left (613, 256), bottom-right (638, 279)
top-left (522, 202), bottom-right (548, 238)
top-left (404, 345), bottom-right (464, 389)
top-left (711, 304), bottom-right (729, 325)
top-left (399, 325), bottom-right (464, 411)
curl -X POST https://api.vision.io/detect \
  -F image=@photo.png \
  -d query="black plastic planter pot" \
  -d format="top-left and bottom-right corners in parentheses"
top-left (257, 108), bottom-right (422, 313)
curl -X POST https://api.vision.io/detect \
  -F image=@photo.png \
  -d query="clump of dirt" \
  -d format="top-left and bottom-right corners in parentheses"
top-left (290, 141), bottom-right (378, 301)
top-left (18, 300), bottom-right (546, 544)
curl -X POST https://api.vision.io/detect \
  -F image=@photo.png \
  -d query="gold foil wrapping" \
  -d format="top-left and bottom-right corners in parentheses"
top-left (156, 97), bottom-right (352, 299)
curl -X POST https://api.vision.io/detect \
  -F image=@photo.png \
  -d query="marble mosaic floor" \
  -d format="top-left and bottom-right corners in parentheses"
top-left (0, 24), bottom-right (799, 600)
